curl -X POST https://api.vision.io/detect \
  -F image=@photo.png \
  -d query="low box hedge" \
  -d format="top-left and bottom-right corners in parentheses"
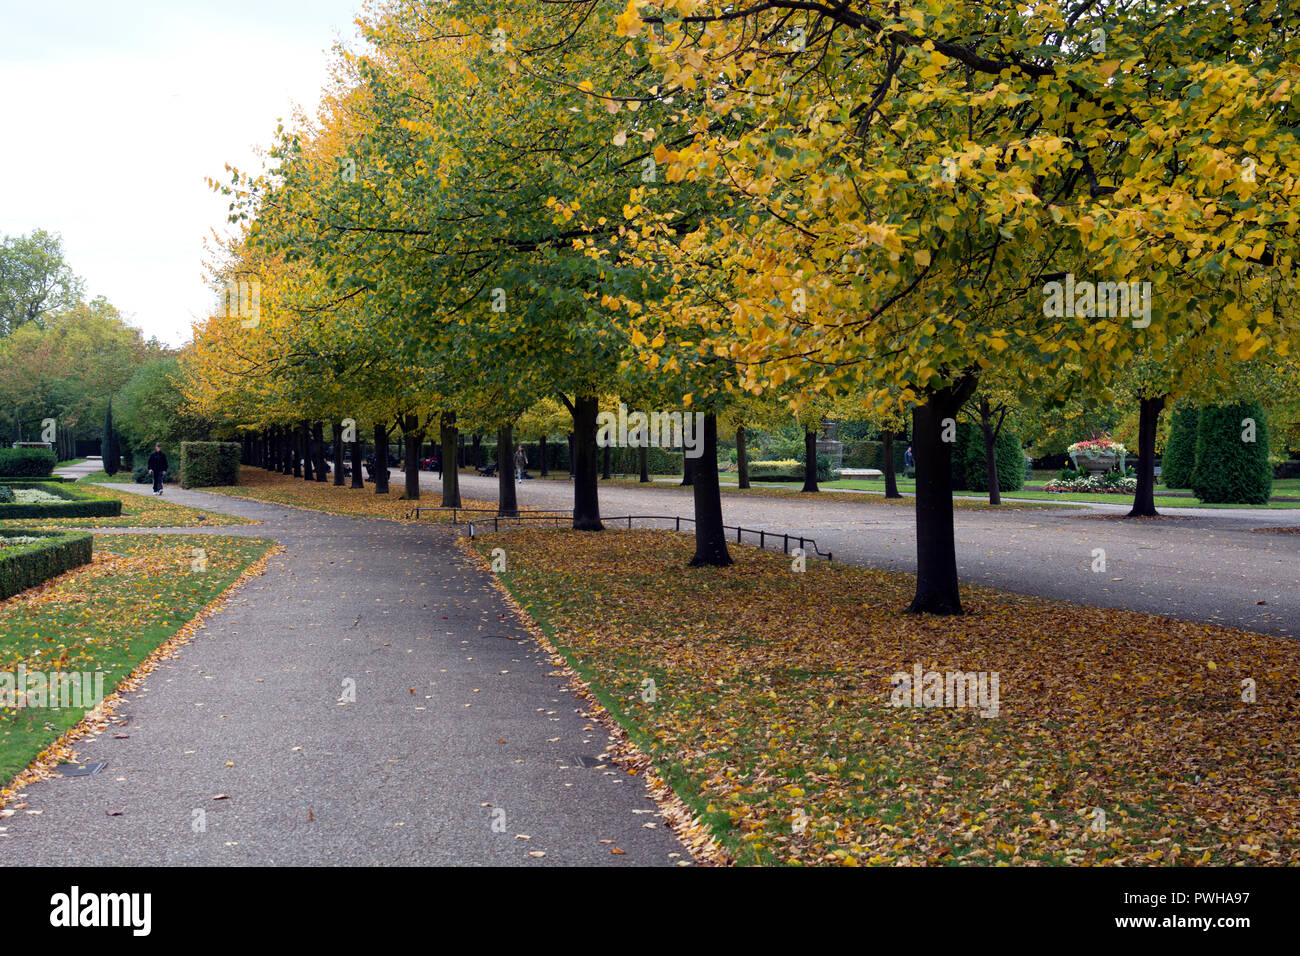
top-left (0, 481), bottom-right (122, 519)
top-left (180, 441), bottom-right (241, 488)
top-left (0, 447), bottom-right (57, 477)
top-left (0, 529), bottom-right (93, 601)
top-left (749, 459), bottom-right (805, 481)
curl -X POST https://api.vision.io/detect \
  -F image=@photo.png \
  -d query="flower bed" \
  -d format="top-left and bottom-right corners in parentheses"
top-left (1044, 474), bottom-right (1137, 494)
top-left (0, 481), bottom-right (122, 519)
top-left (0, 528), bottom-right (93, 601)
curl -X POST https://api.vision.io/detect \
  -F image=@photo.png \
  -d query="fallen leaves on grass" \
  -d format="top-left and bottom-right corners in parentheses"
top-left (471, 527), bottom-right (1300, 867)
top-left (202, 467), bottom-right (495, 522)
top-left (0, 484), bottom-right (252, 529)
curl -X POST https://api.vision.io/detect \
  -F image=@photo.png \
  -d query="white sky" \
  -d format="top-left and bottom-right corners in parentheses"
top-left (0, 0), bottom-right (364, 346)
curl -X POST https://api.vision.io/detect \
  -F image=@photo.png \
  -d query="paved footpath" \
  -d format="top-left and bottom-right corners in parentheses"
top-left (1, 485), bottom-right (687, 866)
top-left (427, 471), bottom-right (1300, 638)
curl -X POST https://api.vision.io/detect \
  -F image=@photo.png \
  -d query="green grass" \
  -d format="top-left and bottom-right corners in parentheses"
top-left (0, 533), bottom-right (274, 785)
top-left (0, 483), bottom-right (250, 528)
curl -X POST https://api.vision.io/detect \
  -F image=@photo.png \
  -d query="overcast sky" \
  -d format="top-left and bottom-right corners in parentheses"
top-left (0, 0), bottom-right (364, 346)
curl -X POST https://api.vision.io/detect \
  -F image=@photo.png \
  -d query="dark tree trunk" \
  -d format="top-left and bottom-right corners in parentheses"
top-left (883, 429), bottom-right (902, 498)
top-left (567, 432), bottom-right (575, 479)
top-left (689, 413), bottom-right (733, 567)
top-left (373, 423), bottom-right (390, 494)
top-left (907, 377), bottom-right (978, 616)
top-left (497, 424), bottom-right (518, 517)
top-left (332, 422), bottom-right (345, 485)
top-left (736, 425), bottom-right (750, 489)
top-left (976, 397), bottom-right (1003, 506)
top-left (639, 443), bottom-right (649, 483)
top-left (303, 420), bottom-right (316, 481)
top-left (440, 412), bottom-right (461, 508)
top-left (458, 433), bottom-right (466, 468)
top-left (680, 456), bottom-right (694, 486)
top-left (601, 443), bottom-right (612, 479)
top-left (402, 413), bottom-right (421, 500)
top-left (472, 434), bottom-right (482, 468)
top-left (1127, 395), bottom-right (1166, 518)
top-left (293, 424), bottom-right (304, 478)
top-left (571, 396), bottom-right (603, 530)
top-left (282, 427), bottom-right (292, 475)
top-left (801, 429), bottom-right (819, 492)
top-left (313, 421), bottom-right (327, 481)
top-left (539, 435), bottom-right (549, 477)
top-left (351, 432), bottom-right (364, 489)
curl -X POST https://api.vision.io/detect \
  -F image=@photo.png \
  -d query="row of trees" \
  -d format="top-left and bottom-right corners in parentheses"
top-left (184, 0), bottom-right (1300, 614)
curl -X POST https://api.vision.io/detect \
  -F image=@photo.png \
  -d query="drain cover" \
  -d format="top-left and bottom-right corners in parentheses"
top-left (55, 762), bottom-right (107, 777)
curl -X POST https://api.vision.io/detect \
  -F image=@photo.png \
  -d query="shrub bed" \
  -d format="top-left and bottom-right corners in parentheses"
top-left (0, 529), bottom-right (93, 601)
top-left (179, 441), bottom-right (241, 488)
top-left (748, 459), bottom-right (805, 481)
top-left (0, 481), bottom-right (122, 519)
top-left (1043, 474), bottom-right (1137, 494)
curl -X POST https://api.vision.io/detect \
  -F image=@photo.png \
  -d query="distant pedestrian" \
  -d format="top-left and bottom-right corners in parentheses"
top-left (147, 443), bottom-right (168, 495)
top-left (903, 444), bottom-right (915, 478)
top-left (514, 444), bottom-right (527, 482)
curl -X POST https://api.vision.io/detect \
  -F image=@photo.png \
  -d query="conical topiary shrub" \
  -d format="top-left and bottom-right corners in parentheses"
top-left (1191, 401), bottom-right (1272, 504)
top-left (1160, 403), bottom-right (1199, 489)
top-left (103, 399), bottom-right (120, 476)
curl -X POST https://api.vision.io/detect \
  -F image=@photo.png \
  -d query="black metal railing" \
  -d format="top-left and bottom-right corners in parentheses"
top-left (460, 511), bottom-right (832, 562)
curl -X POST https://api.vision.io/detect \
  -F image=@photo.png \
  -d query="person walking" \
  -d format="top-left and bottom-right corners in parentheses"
top-left (903, 444), bottom-right (915, 479)
top-left (147, 442), bottom-right (168, 495)
top-left (514, 444), bottom-right (528, 482)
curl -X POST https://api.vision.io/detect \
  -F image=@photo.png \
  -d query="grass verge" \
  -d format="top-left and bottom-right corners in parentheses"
top-left (470, 527), bottom-right (1298, 866)
top-left (0, 533), bottom-right (275, 788)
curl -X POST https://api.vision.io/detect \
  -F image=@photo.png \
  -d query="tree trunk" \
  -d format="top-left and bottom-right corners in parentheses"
top-left (601, 443), bottom-right (612, 479)
top-left (458, 433), bottom-right (466, 468)
top-left (440, 412), bottom-right (461, 508)
top-left (351, 431), bottom-right (364, 489)
top-left (736, 425), bottom-right (750, 489)
top-left (540, 435), bottom-right (549, 477)
top-left (689, 413), bottom-right (733, 567)
top-left (571, 396), bottom-right (603, 530)
top-left (373, 422), bottom-right (390, 494)
top-left (681, 455), bottom-right (694, 486)
top-left (907, 378), bottom-right (978, 616)
top-left (567, 432), bottom-right (575, 479)
top-left (498, 424), bottom-right (518, 517)
top-left (801, 428), bottom-right (819, 492)
top-left (883, 429), bottom-right (902, 498)
top-left (332, 422), bottom-right (345, 485)
top-left (402, 414), bottom-right (421, 500)
top-left (293, 424), bottom-right (304, 478)
top-left (1127, 395), bottom-right (1166, 518)
top-left (639, 443), bottom-right (649, 483)
top-left (313, 421), bottom-right (327, 481)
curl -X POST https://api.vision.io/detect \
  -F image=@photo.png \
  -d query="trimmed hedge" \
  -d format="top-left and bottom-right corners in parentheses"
top-left (180, 442), bottom-right (241, 488)
top-left (1161, 403), bottom-right (1199, 489)
top-left (0, 481), bottom-right (122, 519)
top-left (1192, 402), bottom-right (1272, 504)
top-left (0, 529), bottom-right (93, 601)
top-left (0, 448), bottom-right (56, 477)
top-left (952, 422), bottom-right (1026, 492)
top-left (748, 459), bottom-right (804, 481)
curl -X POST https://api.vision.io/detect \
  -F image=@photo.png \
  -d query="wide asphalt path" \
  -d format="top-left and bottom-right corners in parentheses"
top-left (0, 484), bottom-right (688, 866)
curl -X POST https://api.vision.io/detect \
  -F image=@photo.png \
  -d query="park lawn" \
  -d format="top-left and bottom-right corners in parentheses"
top-left (0, 533), bottom-right (275, 788)
top-left (201, 466), bottom-right (497, 521)
top-left (0, 483), bottom-right (250, 529)
top-left (471, 527), bottom-right (1298, 867)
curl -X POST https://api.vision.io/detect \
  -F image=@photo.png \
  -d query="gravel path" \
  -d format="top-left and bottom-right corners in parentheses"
top-left (0, 485), bottom-right (688, 866)
top-left (422, 470), bottom-right (1300, 638)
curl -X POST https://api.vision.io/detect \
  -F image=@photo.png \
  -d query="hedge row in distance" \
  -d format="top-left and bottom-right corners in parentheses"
top-left (0, 529), bottom-right (93, 601)
top-left (180, 441), bottom-right (241, 488)
top-left (0, 448), bottom-right (57, 477)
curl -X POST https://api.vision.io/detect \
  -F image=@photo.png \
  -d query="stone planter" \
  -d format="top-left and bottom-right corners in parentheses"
top-left (1074, 451), bottom-right (1119, 475)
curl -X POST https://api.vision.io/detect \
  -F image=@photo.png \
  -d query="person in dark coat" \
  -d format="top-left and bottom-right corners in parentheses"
top-left (147, 443), bottom-right (168, 495)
